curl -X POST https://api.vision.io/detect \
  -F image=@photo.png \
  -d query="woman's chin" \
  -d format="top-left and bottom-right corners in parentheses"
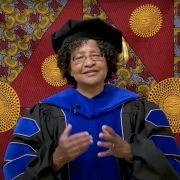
top-left (79, 79), bottom-right (104, 87)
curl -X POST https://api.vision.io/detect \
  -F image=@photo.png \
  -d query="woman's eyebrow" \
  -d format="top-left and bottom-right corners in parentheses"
top-left (74, 50), bottom-right (101, 54)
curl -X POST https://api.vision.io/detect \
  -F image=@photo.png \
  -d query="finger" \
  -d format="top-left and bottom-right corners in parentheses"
top-left (69, 140), bottom-right (93, 154)
top-left (61, 124), bottom-right (72, 139)
top-left (67, 138), bottom-right (93, 159)
top-left (98, 150), bottom-right (111, 157)
top-left (102, 125), bottom-right (116, 136)
top-left (61, 132), bottom-right (92, 149)
top-left (99, 132), bottom-right (113, 142)
top-left (68, 134), bottom-right (93, 149)
top-left (101, 126), bottom-right (109, 134)
top-left (68, 132), bottom-right (92, 142)
top-left (70, 143), bottom-right (90, 159)
top-left (97, 141), bottom-right (113, 148)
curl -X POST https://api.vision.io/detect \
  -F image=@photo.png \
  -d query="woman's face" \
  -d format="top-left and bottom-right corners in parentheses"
top-left (69, 39), bottom-right (108, 88)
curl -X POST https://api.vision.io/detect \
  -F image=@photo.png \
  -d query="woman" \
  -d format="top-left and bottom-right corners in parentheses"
top-left (3, 18), bottom-right (180, 180)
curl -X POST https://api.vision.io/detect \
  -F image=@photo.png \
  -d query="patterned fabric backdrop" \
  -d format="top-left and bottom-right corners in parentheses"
top-left (0, 0), bottom-right (180, 179)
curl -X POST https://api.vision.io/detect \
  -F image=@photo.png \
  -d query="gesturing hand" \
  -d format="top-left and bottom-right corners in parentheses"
top-left (97, 125), bottom-right (133, 162)
top-left (53, 124), bottom-right (93, 171)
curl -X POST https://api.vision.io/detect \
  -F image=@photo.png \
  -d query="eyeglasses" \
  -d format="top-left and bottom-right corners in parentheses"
top-left (71, 52), bottom-right (104, 64)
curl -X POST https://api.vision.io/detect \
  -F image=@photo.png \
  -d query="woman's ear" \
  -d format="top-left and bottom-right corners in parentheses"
top-left (68, 64), bottom-right (73, 76)
top-left (69, 71), bottom-right (73, 76)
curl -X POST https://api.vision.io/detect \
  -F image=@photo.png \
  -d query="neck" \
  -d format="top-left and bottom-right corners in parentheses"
top-left (76, 83), bottom-right (105, 99)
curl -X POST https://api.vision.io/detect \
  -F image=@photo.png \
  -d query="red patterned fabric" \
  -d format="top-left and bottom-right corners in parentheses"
top-left (175, 133), bottom-right (180, 150)
top-left (97, 0), bottom-right (174, 83)
top-left (11, 0), bottom-right (82, 107)
top-left (0, 0), bottom-right (179, 179)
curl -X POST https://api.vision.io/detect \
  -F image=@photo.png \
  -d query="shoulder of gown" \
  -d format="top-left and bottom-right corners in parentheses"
top-left (2, 103), bottom-right (68, 180)
top-left (119, 98), bottom-right (180, 180)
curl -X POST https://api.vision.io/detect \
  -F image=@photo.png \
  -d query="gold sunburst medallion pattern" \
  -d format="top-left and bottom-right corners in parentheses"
top-left (0, 82), bottom-right (20, 133)
top-left (129, 4), bottom-right (163, 37)
top-left (41, 55), bottom-right (67, 87)
top-left (148, 78), bottom-right (180, 133)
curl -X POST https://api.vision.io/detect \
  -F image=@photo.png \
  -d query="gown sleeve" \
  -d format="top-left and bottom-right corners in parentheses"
top-left (120, 98), bottom-right (180, 180)
top-left (2, 103), bottom-right (67, 180)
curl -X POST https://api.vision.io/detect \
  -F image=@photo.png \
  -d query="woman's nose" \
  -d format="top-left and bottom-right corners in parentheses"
top-left (83, 56), bottom-right (95, 66)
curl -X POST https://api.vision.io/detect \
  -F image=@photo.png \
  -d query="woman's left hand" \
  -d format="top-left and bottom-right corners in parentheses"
top-left (97, 125), bottom-right (133, 162)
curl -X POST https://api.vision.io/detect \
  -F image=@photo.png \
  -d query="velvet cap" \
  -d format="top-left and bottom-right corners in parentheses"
top-left (51, 18), bottom-right (122, 53)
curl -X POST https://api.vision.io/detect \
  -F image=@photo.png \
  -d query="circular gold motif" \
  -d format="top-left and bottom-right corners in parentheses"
top-left (0, 99), bottom-right (5, 115)
top-left (164, 95), bottom-right (180, 116)
top-left (0, 82), bottom-right (20, 133)
top-left (41, 55), bottom-right (67, 86)
top-left (148, 78), bottom-right (180, 133)
top-left (129, 4), bottom-right (163, 37)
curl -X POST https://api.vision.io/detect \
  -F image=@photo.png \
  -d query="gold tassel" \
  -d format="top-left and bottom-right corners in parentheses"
top-left (118, 37), bottom-right (129, 62)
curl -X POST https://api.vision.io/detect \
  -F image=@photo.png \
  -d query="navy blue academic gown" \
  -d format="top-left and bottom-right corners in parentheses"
top-left (2, 85), bottom-right (180, 180)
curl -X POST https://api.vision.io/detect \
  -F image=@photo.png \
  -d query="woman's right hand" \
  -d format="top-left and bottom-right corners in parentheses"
top-left (52, 124), bottom-right (93, 171)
